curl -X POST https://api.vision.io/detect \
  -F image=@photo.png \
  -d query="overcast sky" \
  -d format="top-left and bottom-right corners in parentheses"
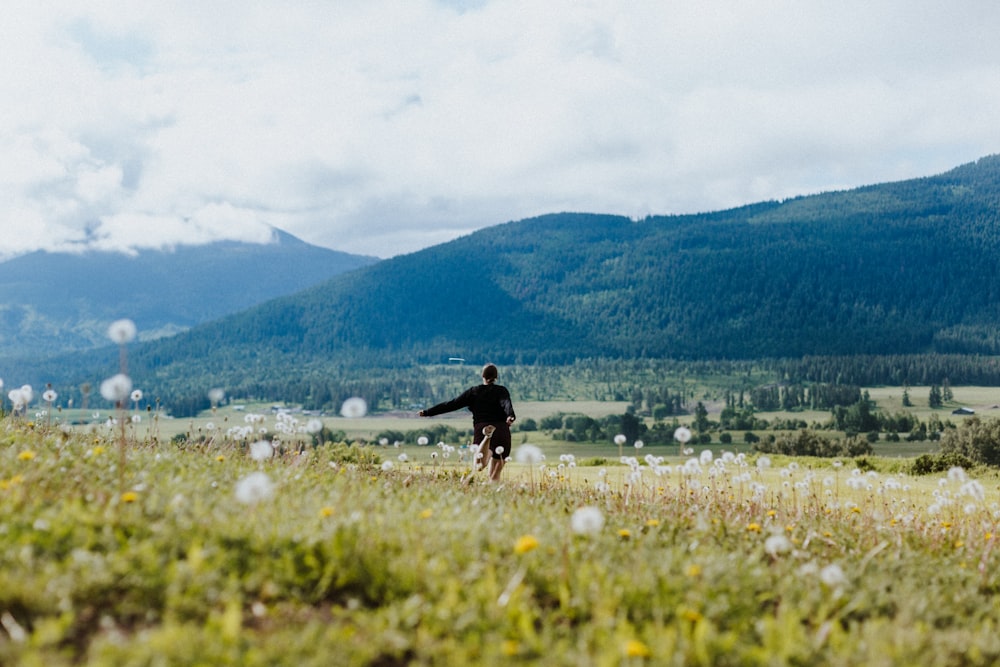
top-left (3, 1), bottom-right (999, 259)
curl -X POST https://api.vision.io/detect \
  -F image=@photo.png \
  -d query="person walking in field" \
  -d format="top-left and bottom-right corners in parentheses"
top-left (418, 363), bottom-right (516, 482)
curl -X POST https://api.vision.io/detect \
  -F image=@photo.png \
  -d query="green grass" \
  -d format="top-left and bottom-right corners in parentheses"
top-left (4, 415), bottom-right (1000, 665)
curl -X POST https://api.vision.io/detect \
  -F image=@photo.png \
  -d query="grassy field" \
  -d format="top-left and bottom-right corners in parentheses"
top-left (4, 408), bottom-right (1000, 664)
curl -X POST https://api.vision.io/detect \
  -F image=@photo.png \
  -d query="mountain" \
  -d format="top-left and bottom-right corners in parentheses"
top-left (11, 154), bottom-right (1000, 412)
top-left (0, 228), bottom-right (377, 359)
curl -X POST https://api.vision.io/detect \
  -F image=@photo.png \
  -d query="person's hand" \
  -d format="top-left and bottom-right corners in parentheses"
top-left (418, 410), bottom-right (426, 417)
top-left (506, 416), bottom-right (515, 425)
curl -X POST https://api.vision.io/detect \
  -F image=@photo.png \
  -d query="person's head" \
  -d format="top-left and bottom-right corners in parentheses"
top-left (481, 363), bottom-right (498, 384)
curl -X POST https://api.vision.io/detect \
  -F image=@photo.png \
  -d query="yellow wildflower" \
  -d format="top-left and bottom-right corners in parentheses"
top-left (685, 564), bottom-right (702, 578)
top-left (92, 446), bottom-right (105, 456)
top-left (645, 519), bottom-right (660, 527)
top-left (419, 509), bottom-right (433, 519)
top-left (624, 639), bottom-right (651, 658)
top-left (618, 529), bottom-right (632, 539)
top-left (216, 455), bottom-right (226, 462)
top-left (320, 506), bottom-right (334, 518)
top-left (514, 534), bottom-right (539, 554)
top-left (17, 450), bottom-right (35, 461)
top-left (746, 522), bottom-right (762, 533)
top-left (501, 640), bottom-right (520, 656)
top-left (121, 491), bottom-right (139, 504)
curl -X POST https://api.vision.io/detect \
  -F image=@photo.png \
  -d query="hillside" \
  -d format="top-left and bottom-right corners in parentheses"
top-left (0, 228), bottom-right (377, 359)
top-left (13, 154), bottom-right (1000, 412)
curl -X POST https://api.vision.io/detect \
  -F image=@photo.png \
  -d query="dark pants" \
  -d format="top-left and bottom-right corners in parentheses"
top-left (473, 422), bottom-right (511, 460)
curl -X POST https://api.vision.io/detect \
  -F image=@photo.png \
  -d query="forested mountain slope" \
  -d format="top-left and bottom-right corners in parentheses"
top-left (0, 228), bottom-right (377, 359)
top-left (13, 155), bottom-right (1000, 411)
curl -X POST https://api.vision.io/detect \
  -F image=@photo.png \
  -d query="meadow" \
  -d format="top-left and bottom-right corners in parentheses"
top-left (4, 403), bottom-right (1000, 666)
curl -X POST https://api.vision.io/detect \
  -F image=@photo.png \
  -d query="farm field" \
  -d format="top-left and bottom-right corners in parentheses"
top-left (4, 409), bottom-right (1000, 665)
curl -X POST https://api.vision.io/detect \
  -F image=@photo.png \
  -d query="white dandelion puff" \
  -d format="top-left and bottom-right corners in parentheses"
top-left (417, 436), bottom-right (429, 446)
top-left (234, 472), bottom-right (274, 504)
top-left (99, 374), bottom-right (132, 403)
top-left (614, 434), bottom-right (627, 446)
top-left (570, 506), bottom-right (605, 535)
top-left (381, 461), bottom-right (394, 472)
top-left (674, 426), bottom-right (692, 444)
top-left (764, 534), bottom-right (793, 557)
top-left (249, 440), bottom-right (274, 461)
top-left (515, 444), bottom-right (544, 464)
top-left (340, 397), bottom-right (368, 418)
top-left (108, 319), bottom-right (137, 344)
top-left (42, 389), bottom-right (57, 403)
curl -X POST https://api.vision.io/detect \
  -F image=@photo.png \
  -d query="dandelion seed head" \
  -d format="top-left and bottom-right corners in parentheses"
top-left (417, 436), bottom-right (429, 446)
top-left (515, 444), bottom-right (544, 464)
top-left (305, 418), bottom-right (323, 434)
top-left (340, 396), bottom-right (368, 418)
top-left (614, 433), bottom-right (627, 445)
top-left (130, 389), bottom-right (143, 403)
top-left (234, 472), bottom-right (274, 504)
top-left (108, 319), bottom-right (137, 344)
top-left (764, 534), bottom-right (793, 556)
top-left (633, 440), bottom-right (644, 449)
top-left (398, 453), bottom-right (409, 462)
top-left (249, 440), bottom-right (274, 461)
top-left (99, 374), bottom-right (132, 403)
top-left (819, 563), bottom-right (848, 589)
top-left (756, 456), bottom-right (771, 469)
top-left (569, 505), bottom-right (605, 534)
top-left (674, 426), bottom-right (692, 443)
top-left (208, 388), bottom-right (226, 404)
top-left (381, 461), bottom-right (394, 471)
top-left (947, 466), bottom-right (968, 483)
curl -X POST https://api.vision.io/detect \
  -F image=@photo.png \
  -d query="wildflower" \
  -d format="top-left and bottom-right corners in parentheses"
top-left (340, 397), bottom-right (368, 418)
top-left (633, 439), bottom-right (644, 449)
top-left (624, 639), bottom-right (651, 658)
top-left (514, 444), bottom-right (544, 464)
top-left (100, 374), bottom-right (132, 403)
top-left (215, 455), bottom-right (225, 462)
top-left (108, 319), bottom-right (137, 344)
top-left (756, 456), bottom-right (771, 469)
top-left (398, 453), bottom-right (409, 462)
top-left (747, 522), bottom-right (762, 533)
top-left (514, 534), bottom-right (539, 554)
top-left (645, 519), bottom-right (660, 527)
top-left (42, 389), bottom-right (57, 403)
top-left (120, 491), bottom-right (139, 504)
top-left (381, 461), bottom-right (394, 472)
top-left (685, 563), bottom-right (702, 577)
top-left (92, 446), bottom-right (105, 456)
top-left (305, 418), bottom-right (323, 434)
top-left (17, 450), bottom-right (35, 461)
top-left (320, 506), bottom-right (334, 518)
top-left (130, 389), bottom-right (143, 403)
top-left (764, 534), bottom-right (793, 556)
top-left (571, 506), bottom-right (605, 535)
top-left (501, 640), bottom-right (520, 656)
top-left (819, 563), bottom-right (848, 589)
top-left (208, 388), bottom-right (226, 405)
top-left (417, 436), bottom-right (429, 446)
top-left (614, 433), bottom-right (627, 446)
top-left (618, 529), bottom-right (631, 540)
top-left (419, 509), bottom-right (433, 519)
top-left (249, 440), bottom-right (274, 461)
top-left (674, 426), bottom-right (692, 444)
top-left (234, 472), bottom-right (275, 504)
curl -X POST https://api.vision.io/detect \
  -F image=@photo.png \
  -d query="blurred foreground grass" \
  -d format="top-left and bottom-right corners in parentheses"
top-left (3, 418), bottom-right (1000, 665)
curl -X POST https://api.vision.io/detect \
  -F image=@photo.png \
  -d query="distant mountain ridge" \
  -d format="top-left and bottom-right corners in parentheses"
top-left (0, 228), bottom-right (377, 359)
top-left (10, 154), bottom-right (1000, 412)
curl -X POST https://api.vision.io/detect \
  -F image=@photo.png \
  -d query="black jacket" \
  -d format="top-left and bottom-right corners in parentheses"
top-left (423, 383), bottom-right (515, 424)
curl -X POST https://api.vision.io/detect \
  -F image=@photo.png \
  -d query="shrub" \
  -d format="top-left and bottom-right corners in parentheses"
top-left (939, 417), bottom-right (1000, 466)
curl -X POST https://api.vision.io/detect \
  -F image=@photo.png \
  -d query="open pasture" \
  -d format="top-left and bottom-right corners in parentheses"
top-left (4, 415), bottom-right (1000, 665)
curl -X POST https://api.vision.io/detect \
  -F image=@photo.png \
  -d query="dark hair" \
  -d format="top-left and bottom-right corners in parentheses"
top-left (481, 363), bottom-right (498, 382)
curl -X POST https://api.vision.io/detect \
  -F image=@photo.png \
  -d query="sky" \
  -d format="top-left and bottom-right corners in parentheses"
top-left (3, 1), bottom-right (1000, 260)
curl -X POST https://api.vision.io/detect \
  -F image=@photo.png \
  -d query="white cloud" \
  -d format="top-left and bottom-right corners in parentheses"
top-left (1, 0), bottom-right (999, 259)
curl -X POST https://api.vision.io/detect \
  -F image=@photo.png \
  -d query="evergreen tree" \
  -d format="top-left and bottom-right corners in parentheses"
top-left (929, 385), bottom-right (943, 409)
